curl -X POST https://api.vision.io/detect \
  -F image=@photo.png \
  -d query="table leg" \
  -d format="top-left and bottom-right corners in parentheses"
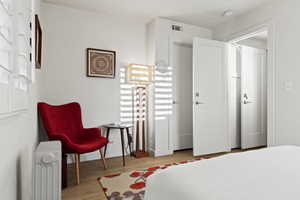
top-left (126, 128), bottom-right (132, 156)
top-left (62, 153), bottom-right (68, 189)
top-left (104, 128), bottom-right (110, 157)
top-left (120, 128), bottom-right (125, 166)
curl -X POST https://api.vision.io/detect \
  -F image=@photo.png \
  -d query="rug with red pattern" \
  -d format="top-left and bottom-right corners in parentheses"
top-left (97, 158), bottom-right (205, 200)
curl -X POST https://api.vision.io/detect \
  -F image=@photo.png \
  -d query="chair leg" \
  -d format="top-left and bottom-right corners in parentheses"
top-left (75, 154), bottom-right (80, 185)
top-left (99, 149), bottom-right (107, 169)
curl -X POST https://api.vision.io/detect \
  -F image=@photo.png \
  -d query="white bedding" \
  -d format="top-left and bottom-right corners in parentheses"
top-left (145, 146), bottom-right (300, 200)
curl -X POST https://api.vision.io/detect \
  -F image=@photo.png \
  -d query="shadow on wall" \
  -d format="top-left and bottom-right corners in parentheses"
top-left (38, 112), bottom-right (48, 142)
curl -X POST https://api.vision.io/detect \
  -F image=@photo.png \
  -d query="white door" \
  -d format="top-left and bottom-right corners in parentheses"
top-left (193, 38), bottom-right (230, 156)
top-left (240, 46), bottom-right (267, 149)
top-left (172, 43), bottom-right (193, 150)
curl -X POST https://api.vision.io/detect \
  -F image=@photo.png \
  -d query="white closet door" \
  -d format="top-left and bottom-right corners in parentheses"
top-left (193, 38), bottom-right (229, 156)
top-left (240, 46), bottom-right (267, 149)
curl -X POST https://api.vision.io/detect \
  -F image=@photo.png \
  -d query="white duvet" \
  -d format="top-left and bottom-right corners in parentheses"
top-left (145, 146), bottom-right (300, 200)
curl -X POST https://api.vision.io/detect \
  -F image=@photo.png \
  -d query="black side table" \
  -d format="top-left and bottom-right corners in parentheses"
top-left (102, 123), bottom-right (133, 166)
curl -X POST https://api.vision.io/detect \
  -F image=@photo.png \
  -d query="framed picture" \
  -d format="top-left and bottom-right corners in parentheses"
top-left (35, 14), bottom-right (42, 69)
top-left (87, 48), bottom-right (116, 78)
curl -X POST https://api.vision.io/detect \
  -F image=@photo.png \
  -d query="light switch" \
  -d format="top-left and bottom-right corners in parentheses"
top-left (284, 81), bottom-right (293, 91)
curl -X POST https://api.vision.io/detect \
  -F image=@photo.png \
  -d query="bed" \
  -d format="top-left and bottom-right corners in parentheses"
top-left (145, 146), bottom-right (300, 200)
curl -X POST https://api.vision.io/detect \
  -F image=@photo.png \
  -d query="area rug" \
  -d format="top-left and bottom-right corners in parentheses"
top-left (97, 158), bottom-right (205, 200)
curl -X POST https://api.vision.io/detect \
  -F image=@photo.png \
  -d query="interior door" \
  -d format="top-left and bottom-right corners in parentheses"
top-left (240, 46), bottom-right (267, 149)
top-left (173, 42), bottom-right (193, 151)
top-left (193, 38), bottom-right (230, 156)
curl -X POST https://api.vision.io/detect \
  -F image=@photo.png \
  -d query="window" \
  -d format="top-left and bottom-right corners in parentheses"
top-left (0, 0), bottom-right (32, 116)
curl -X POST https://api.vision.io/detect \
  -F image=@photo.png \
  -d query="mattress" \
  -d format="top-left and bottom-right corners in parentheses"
top-left (145, 146), bottom-right (300, 200)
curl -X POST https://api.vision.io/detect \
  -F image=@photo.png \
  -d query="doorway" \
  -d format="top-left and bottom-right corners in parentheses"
top-left (172, 42), bottom-right (193, 151)
top-left (229, 31), bottom-right (268, 149)
top-left (171, 25), bottom-right (274, 156)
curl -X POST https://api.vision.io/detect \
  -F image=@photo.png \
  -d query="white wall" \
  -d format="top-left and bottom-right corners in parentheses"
top-left (214, 0), bottom-right (300, 146)
top-left (0, 0), bottom-right (40, 199)
top-left (38, 3), bottom-right (147, 161)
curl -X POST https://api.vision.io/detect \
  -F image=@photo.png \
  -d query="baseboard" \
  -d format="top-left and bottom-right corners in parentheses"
top-left (173, 133), bottom-right (193, 151)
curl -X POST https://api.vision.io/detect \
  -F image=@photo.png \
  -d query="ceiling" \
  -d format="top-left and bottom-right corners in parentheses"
top-left (43, 0), bottom-right (274, 28)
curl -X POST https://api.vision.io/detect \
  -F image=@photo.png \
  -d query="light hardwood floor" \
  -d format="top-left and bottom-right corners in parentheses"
top-left (62, 149), bottom-right (251, 200)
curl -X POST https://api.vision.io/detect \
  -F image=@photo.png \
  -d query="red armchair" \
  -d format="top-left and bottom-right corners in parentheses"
top-left (38, 102), bottom-right (108, 184)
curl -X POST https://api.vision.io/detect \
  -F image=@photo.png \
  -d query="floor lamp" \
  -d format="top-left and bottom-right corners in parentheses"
top-left (127, 64), bottom-right (154, 158)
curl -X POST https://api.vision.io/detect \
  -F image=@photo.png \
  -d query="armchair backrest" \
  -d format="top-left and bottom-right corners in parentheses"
top-left (38, 102), bottom-right (84, 140)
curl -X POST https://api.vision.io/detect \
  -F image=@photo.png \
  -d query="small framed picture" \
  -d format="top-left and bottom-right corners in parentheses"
top-left (35, 14), bottom-right (42, 69)
top-left (87, 48), bottom-right (116, 78)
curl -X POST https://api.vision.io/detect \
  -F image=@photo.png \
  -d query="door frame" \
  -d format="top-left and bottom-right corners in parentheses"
top-left (169, 32), bottom-right (194, 152)
top-left (171, 41), bottom-right (193, 151)
top-left (227, 22), bottom-right (277, 147)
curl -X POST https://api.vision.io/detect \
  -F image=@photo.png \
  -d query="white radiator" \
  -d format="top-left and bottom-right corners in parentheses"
top-left (34, 141), bottom-right (62, 200)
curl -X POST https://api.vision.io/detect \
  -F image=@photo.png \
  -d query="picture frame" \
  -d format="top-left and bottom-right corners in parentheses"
top-left (35, 14), bottom-right (42, 69)
top-left (87, 48), bottom-right (116, 78)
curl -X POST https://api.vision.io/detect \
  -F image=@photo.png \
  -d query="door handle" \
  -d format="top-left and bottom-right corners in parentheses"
top-left (172, 100), bottom-right (178, 105)
top-left (195, 101), bottom-right (204, 105)
top-left (243, 100), bottom-right (253, 104)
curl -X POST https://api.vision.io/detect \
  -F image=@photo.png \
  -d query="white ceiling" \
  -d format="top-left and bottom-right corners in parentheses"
top-left (43, 0), bottom-right (274, 28)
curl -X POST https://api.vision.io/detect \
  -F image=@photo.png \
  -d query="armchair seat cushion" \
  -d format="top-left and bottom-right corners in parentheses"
top-left (72, 134), bottom-right (108, 154)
